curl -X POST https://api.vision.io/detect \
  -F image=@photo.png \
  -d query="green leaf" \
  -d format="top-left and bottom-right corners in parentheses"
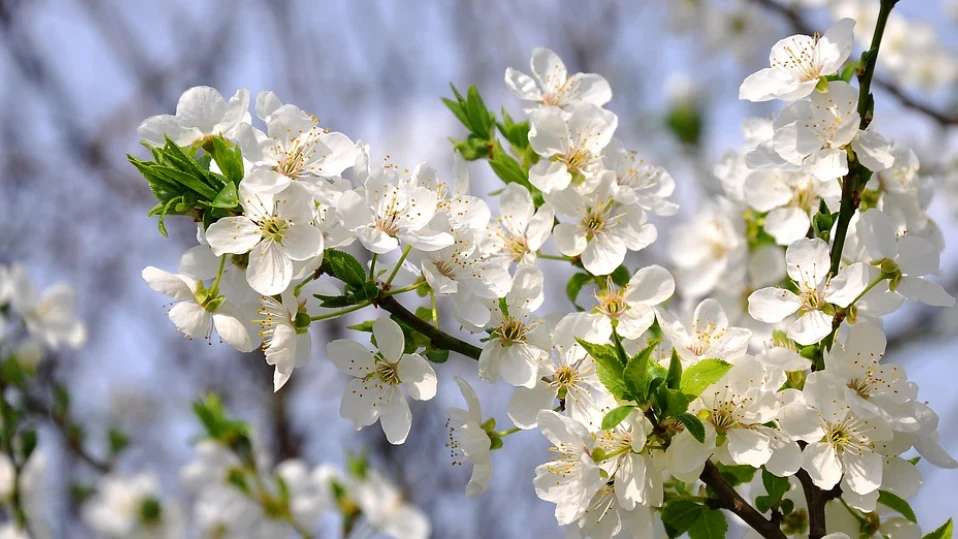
top-left (211, 136), bottom-right (243, 185)
top-left (566, 273), bottom-right (592, 310)
top-left (666, 348), bottom-right (682, 390)
top-left (680, 358), bottom-right (733, 398)
top-left (923, 519), bottom-right (953, 539)
top-left (689, 508), bottom-right (728, 539)
top-left (149, 164), bottom-right (218, 200)
top-left (108, 428), bottom-right (130, 455)
top-left (487, 143), bottom-right (528, 186)
top-left (716, 463), bottom-right (757, 486)
top-left (756, 468), bottom-right (790, 513)
top-left (662, 387), bottom-right (691, 418)
top-left (660, 500), bottom-right (705, 536)
top-left (347, 320), bottom-right (375, 332)
top-left (323, 249), bottom-right (368, 288)
top-left (676, 413), bottom-right (706, 443)
top-left (578, 338), bottom-right (628, 400)
top-left (878, 490), bottom-right (916, 523)
top-left (610, 265), bottom-right (630, 287)
top-left (210, 182), bottom-right (239, 209)
top-left (601, 406), bottom-right (634, 431)
top-left (623, 339), bottom-right (658, 402)
top-left (442, 94), bottom-right (470, 128)
top-left (465, 85), bottom-right (494, 136)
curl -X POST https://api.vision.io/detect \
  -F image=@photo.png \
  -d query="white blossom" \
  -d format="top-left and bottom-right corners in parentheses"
top-left (327, 317), bottom-right (437, 444)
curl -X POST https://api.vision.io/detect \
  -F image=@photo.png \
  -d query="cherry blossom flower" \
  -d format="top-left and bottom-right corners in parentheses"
top-left (142, 266), bottom-right (253, 353)
top-left (739, 19), bottom-right (855, 102)
top-left (779, 376), bottom-right (893, 495)
top-left (206, 183), bottom-right (323, 295)
top-left (138, 86), bottom-right (250, 147)
top-left (533, 410), bottom-right (604, 526)
top-left (6, 265), bottom-right (87, 350)
top-left (656, 298), bottom-right (751, 363)
top-left (505, 47), bottom-right (612, 110)
top-left (527, 104), bottom-right (617, 193)
top-left (479, 265), bottom-right (550, 388)
top-left (748, 238), bottom-right (869, 345)
top-left (337, 165), bottom-right (453, 254)
top-left (548, 171), bottom-right (656, 276)
top-left (327, 317), bottom-right (437, 444)
top-left (446, 377), bottom-right (493, 497)
top-left (491, 183), bottom-right (555, 266)
top-left (507, 312), bottom-right (611, 430)
top-left (237, 101), bottom-right (359, 196)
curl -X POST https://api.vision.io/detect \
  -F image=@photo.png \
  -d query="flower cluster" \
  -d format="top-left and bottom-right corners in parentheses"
top-left (129, 8), bottom-right (957, 539)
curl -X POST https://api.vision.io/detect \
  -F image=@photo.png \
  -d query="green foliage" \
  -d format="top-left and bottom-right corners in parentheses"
top-left (314, 250), bottom-right (379, 308)
top-left (877, 490), bottom-right (916, 523)
top-left (108, 428), bottom-right (130, 456)
top-left (676, 413), bottom-right (706, 443)
top-left (923, 519), bottom-right (954, 539)
top-left (661, 501), bottom-right (727, 539)
top-left (680, 358), bottom-right (733, 398)
top-left (755, 468), bottom-right (790, 513)
top-left (443, 84), bottom-right (543, 204)
top-left (666, 348), bottom-right (682, 389)
top-left (129, 135), bottom-right (244, 236)
top-left (665, 103), bottom-right (702, 147)
top-left (601, 405), bottom-right (635, 431)
top-left (610, 265), bottom-right (630, 286)
top-left (192, 394), bottom-right (253, 464)
top-left (578, 339), bottom-right (630, 400)
top-left (566, 273), bottom-right (593, 311)
top-left (715, 463), bottom-right (756, 486)
top-left (623, 339), bottom-right (659, 403)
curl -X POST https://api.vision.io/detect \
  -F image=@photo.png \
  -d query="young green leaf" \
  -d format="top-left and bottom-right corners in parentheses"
top-left (323, 249), bottom-right (368, 288)
top-left (566, 273), bottom-right (592, 311)
top-left (923, 519), bottom-right (953, 539)
top-left (676, 413), bottom-right (706, 443)
top-left (660, 501), bottom-right (705, 536)
top-left (666, 348), bottom-right (682, 390)
top-left (623, 339), bottom-right (658, 402)
top-left (680, 358), bottom-right (733, 398)
top-left (877, 490), bottom-right (917, 523)
top-left (689, 508), bottom-right (728, 539)
top-left (601, 405), bottom-right (635, 431)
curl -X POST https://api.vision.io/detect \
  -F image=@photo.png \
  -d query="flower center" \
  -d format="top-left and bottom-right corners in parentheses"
top-left (434, 260), bottom-right (456, 279)
top-left (800, 287), bottom-right (826, 312)
top-left (260, 216), bottom-right (290, 242)
top-left (374, 359), bottom-right (401, 386)
top-left (554, 365), bottom-right (578, 389)
top-left (597, 290), bottom-right (628, 318)
top-left (498, 318), bottom-right (529, 345)
top-left (563, 147), bottom-right (591, 173)
top-left (505, 235), bottom-right (529, 263)
top-left (376, 212), bottom-right (402, 237)
top-left (847, 378), bottom-right (873, 399)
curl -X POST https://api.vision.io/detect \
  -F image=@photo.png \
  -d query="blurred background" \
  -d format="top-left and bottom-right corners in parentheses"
top-left (1, 0), bottom-right (956, 537)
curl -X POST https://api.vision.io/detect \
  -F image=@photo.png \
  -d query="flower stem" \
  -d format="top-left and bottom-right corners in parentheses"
top-left (536, 252), bottom-right (573, 262)
top-left (293, 273), bottom-right (316, 297)
top-left (381, 283), bottom-right (421, 297)
top-left (430, 290), bottom-right (439, 328)
top-left (495, 426), bottom-right (522, 437)
top-left (368, 253), bottom-right (378, 279)
top-left (309, 302), bottom-right (370, 322)
top-left (209, 255), bottom-right (228, 296)
top-left (384, 245), bottom-right (413, 287)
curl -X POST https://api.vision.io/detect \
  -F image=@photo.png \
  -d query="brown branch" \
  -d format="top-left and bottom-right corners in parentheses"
top-left (749, 0), bottom-right (958, 126)
top-left (699, 460), bottom-right (787, 539)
